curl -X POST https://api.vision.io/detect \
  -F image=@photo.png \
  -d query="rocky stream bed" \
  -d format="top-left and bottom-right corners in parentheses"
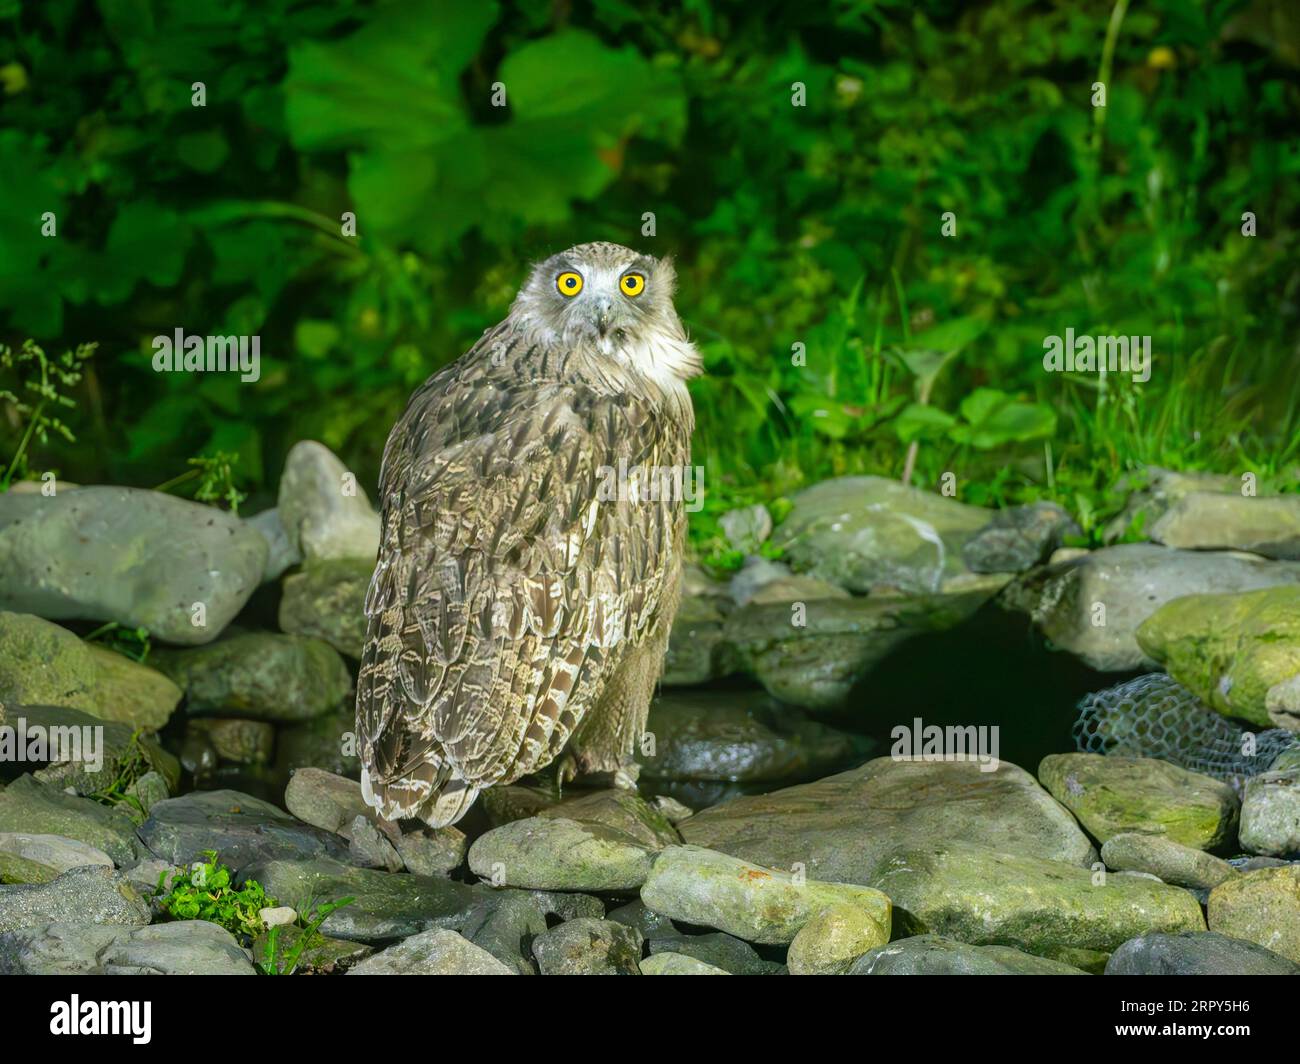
top-left (1, 447), bottom-right (1298, 975)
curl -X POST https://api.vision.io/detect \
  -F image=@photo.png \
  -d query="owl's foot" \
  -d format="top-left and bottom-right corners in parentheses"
top-left (552, 751), bottom-right (580, 799)
top-left (572, 754), bottom-right (641, 792)
top-left (611, 759), bottom-right (641, 792)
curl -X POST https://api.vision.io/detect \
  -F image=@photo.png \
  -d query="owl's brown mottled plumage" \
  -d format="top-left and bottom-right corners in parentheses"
top-left (356, 243), bottom-right (700, 827)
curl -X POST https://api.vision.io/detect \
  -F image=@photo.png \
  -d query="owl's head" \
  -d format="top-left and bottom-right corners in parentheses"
top-left (513, 242), bottom-right (698, 380)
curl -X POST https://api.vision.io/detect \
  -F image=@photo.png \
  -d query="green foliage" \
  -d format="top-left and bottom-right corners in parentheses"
top-left (84, 620), bottom-right (152, 662)
top-left (154, 851), bottom-right (272, 940)
top-left (0, 1), bottom-right (1296, 531)
top-left (84, 727), bottom-right (152, 815)
top-left (257, 895), bottom-right (355, 976)
top-left (155, 450), bottom-right (248, 513)
top-left (0, 339), bottom-right (96, 490)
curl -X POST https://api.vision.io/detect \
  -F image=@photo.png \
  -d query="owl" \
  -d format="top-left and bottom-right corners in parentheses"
top-left (356, 242), bottom-right (701, 827)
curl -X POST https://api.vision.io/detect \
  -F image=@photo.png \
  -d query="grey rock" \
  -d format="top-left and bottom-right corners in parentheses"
top-left (1105, 931), bottom-right (1300, 975)
top-left (185, 718), bottom-right (274, 765)
top-left (246, 507), bottom-right (302, 584)
top-left (787, 900), bottom-right (891, 974)
top-left (277, 558), bottom-right (371, 659)
top-left (9, 704), bottom-right (179, 797)
top-left (607, 900), bottom-right (678, 942)
top-left (640, 845), bottom-right (891, 945)
top-left (639, 951), bottom-right (729, 974)
top-left (778, 475), bottom-right (994, 593)
top-left (871, 841), bottom-right (1205, 962)
top-left (0, 613), bottom-right (180, 730)
top-left (154, 632), bottom-right (351, 722)
top-left (1039, 753), bottom-right (1239, 850)
top-left (100, 921), bottom-right (255, 975)
top-left (728, 556), bottom-right (792, 607)
top-left (679, 756), bottom-right (1095, 885)
top-left (468, 816), bottom-right (657, 892)
top-left (260, 905), bottom-right (297, 928)
top-left (119, 858), bottom-right (172, 898)
top-left (460, 891), bottom-right (548, 974)
top-left (137, 789), bottom-right (350, 876)
top-left (348, 815), bottom-right (403, 873)
top-left (663, 581), bottom-right (736, 687)
top-left (0, 486), bottom-right (266, 644)
top-left (637, 690), bottom-right (860, 787)
top-left (721, 575), bottom-right (1007, 709)
top-left (1150, 493), bottom-right (1300, 560)
top-left (124, 772), bottom-right (170, 819)
top-left (1101, 833), bottom-right (1237, 890)
top-left (1103, 467), bottom-right (1242, 544)
top-left (1207, 865), bottom-right (1300, 962)
top-left (719, 504), bottom-right (773, 553)
top-left (647, 932), bottom-right (783, 975)
top-left (348, 928), bottom-right (513, 975)
top-left (0, 865), bottom-right (150, 934)
top-left (0, 833), bottom-right (114, 881)
top-left (242, 856), bottom-right (487, 944)
top-left (0, 775), bottom-right (140, 865)
top-left (537, 789), bottom-right (680, 850)
top-left (1002, 543), bottom-right (1300, 671)
top-left (278, 441), bottom-right (380, 563)
top-left (1240, 770), bottom-right (1300, 857)
top-left (393, 826), bottom-right (467, 877)
top-left (650, 796), bottom-right (695, 825)
top-left (849, 935), bottom-right (1088, 975)
top-left (962, 501), bottom-right (1080, 573)
top-left (284, 767), bottom-right (372, 838)
top-left (533, 918), bottom-right (643, 975)
top-left (0, 920), bottom-right (256, 975)
top-left (529, 891), bottom-right (604, 922)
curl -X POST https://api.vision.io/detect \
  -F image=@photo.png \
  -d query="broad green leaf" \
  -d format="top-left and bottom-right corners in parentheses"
top-left (895, 402), bottom-right (958, 443)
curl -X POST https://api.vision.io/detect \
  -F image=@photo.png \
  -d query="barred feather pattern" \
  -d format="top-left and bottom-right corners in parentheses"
top-left (356, 313), bottom-right (695, 827)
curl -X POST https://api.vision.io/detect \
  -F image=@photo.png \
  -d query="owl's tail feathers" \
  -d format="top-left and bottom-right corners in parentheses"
top-left (360, 765), bottom-right (480, 828)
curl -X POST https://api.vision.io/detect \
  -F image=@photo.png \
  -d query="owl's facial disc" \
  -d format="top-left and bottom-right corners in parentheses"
top-left (514, 243), bottom-right (697, 380)
top-left (553, 262), bottom-right (650, 348)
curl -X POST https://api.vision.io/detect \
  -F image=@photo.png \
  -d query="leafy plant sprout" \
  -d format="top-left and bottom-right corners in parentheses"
top-left (0, 339), bottom-right (96, 492)
top-left (154, 852), bottom-right (353, 974)
top-left (154, 451), bottom-right (248, 514)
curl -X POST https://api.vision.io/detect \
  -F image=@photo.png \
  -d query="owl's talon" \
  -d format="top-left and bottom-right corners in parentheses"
top-left (554, 753), bottom-right (579, 799)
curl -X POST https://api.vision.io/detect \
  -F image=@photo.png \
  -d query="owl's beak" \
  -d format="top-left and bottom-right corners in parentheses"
top-left (593, 297), bottom-right (614, 337)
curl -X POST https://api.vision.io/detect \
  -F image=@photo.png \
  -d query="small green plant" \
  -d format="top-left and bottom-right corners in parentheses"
top-left (154, 851), bottom-right (273, 941)
top-left (258, 894), bottom-right (356, 976)
top-left (85, 728), bottom-right (153, 815)
top-left (155, 451), bottom-right (248, 514)
top-left (84, 621), bottom-right (152, 663)
top-left (189, 451), bottom-right (248, 513)
top-left (0, 339), bottom-right (96, 492)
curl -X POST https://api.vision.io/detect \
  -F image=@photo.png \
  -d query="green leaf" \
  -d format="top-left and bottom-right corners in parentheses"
top-left (953, 389), bottom-right (1058, 449)
top-left (284, 0), bottom-right (496, 153)
top-left (895, 402), bottom-right (958, 443)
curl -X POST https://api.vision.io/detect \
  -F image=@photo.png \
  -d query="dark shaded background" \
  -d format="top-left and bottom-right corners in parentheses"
top-left (1, 0), bottom-right (1297, 562)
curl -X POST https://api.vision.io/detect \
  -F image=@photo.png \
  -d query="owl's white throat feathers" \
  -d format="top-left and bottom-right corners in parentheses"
top-left (602, 319), bottom-right (702, 390)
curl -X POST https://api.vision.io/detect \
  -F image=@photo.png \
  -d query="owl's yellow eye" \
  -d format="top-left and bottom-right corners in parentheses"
top-left (556, 271), bottom-right (584, 297)
top-left (619, 272), bottom-right (646, 297)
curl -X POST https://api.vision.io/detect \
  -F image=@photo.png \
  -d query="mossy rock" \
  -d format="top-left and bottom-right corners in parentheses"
top-left (277, 558), bottom-right (371, 659)
top-left (1137, 585), bottom-right (1300, 731)
top-left (871, 841), bottom-right (1205, 963)
top-left (1, 704), bottom-right (178, 798)
top-left (1039, 752), bottom-right (1238, 849)
top-left (154, 631), bottom-right (351, 722)
top-left (0, 612), bottom-right (180, 731)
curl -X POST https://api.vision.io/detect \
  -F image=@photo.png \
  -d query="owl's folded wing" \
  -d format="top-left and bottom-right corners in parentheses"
top-left (355, 352), bottom-right (682, 819)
